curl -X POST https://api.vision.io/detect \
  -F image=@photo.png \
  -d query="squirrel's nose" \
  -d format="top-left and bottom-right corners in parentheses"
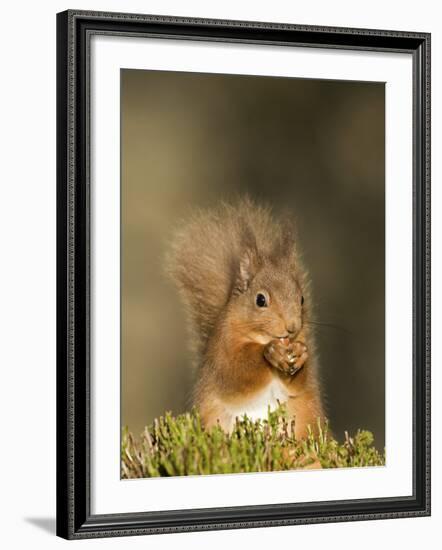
top-left (287, 322), bottom-right (296, 335)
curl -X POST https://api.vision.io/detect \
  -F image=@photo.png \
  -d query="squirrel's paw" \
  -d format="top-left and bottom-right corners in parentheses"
top-left (264, 339), bottom-right (308, 376)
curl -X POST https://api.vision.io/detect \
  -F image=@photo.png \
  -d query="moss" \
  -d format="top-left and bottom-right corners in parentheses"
top-left (121, 405), bottom-right (385, 478)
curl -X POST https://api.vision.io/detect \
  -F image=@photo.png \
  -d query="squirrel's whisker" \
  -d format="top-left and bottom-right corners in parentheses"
top-left (305, 321), bottom-right (352, 335)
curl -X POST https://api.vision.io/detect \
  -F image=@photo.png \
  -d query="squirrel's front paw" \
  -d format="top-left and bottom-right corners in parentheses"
top-left (264, 339), bottom-right (308, 376)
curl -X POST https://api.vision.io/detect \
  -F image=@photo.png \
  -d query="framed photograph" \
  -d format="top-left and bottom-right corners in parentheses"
top-left (56, 10), bottom-right (431, 539)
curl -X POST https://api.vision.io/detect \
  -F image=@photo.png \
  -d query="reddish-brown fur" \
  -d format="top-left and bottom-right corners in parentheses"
top-left (166, 197), bottom-right (325, 438)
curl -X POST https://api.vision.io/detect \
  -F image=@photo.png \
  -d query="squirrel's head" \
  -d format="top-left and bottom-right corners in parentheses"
top-left (229, 247), bottom-right (306, 345)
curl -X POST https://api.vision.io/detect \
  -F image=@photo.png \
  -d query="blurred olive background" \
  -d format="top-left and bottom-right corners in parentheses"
top-left (121, 69), bottom-right (385, 448)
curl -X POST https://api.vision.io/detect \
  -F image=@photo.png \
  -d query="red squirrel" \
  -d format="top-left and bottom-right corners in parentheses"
top-left (167, 198), bottom-right (325, 438)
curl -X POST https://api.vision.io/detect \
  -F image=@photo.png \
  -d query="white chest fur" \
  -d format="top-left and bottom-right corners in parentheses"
top-left (226, 377), bottom-right (289, 428)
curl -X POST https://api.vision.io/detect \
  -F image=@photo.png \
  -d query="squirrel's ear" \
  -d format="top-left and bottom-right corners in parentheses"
top-left (234, 249), bottom-right (257, 294)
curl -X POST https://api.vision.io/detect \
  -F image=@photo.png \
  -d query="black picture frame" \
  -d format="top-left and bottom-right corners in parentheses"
top-left (56, 9), bottom-right (431, 540)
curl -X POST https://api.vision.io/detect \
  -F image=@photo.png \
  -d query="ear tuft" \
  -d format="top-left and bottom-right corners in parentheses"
top-left (234, 249), bottom-right (257, 294)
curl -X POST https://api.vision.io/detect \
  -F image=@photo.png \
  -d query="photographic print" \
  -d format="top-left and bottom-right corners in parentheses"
top-left (120, 69), bottom-right (386, 478)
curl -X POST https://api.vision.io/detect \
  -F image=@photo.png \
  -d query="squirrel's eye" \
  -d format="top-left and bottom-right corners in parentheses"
top-left (301, 295), bottom-right (304, 306)
top-left (256, 293), bottom-right (267, 308)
